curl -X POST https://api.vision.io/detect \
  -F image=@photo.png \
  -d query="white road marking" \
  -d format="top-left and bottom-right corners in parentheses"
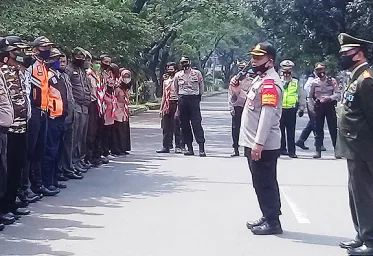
top-left (280, 186), bottom-right (311, 224)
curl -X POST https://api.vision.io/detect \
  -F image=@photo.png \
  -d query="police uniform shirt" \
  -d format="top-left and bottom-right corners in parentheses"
top-left (174, 69), bottom-right (204, 96)
top-left (239, 67), bottom-right (284, 150)
top-left (228, 75), bottom-right (253, 109)
top-left (308, 76), bottom-right (341, 102)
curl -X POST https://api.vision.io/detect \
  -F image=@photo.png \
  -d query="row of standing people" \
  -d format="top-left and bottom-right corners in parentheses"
top-left (229, 34), bottom-right (373, 256)
top-left (0, 35), bottom-right (132, 231)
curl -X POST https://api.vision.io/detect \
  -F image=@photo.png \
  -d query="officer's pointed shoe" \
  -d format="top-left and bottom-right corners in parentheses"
top-left (347, 244), bottom-right (373, 255)
top-left (295, 141), bottom-right (309, 150)
top-left (246, 217), bottom-right (266, 229)
top-left (231, 148), bottom-right (240, 157)
top-left (289, 153), bottom-right (298, 158)
top-left (340, 240), bottom-right (363, 249)
top-left (65, 172), bottom-right (84, 180)
top-left (199, 144), bottom-right (206, 157)
top-left (251, 221), bottom-right (283, 235)
top-left (11, 208), bottom-right (30, 216)
top-left (156, 148), bottom-right (170, 153)
top-left (313, 151), bottom-right (321, 159)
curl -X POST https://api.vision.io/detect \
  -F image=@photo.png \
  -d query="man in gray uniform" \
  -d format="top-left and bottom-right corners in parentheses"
top-left (229, 62), bottom-right (255, 157)
top-left (234, 42), bottom-right (283, 235)
top-left (337, 33), bottom-right (373, 256)
top-left (66, 47), bottom-right (91, 173)
top-left (174, 56), bottom-right (206, 157)
top-left (308, 62), bottom-right (341, 158)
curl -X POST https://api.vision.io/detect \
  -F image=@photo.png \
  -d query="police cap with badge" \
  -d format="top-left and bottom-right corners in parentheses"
top-left (249, 42), bottom-right (277, 59)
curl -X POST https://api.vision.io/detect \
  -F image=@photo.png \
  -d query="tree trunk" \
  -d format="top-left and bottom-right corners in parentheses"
top-left (133, 0), bottom-right (149, 13)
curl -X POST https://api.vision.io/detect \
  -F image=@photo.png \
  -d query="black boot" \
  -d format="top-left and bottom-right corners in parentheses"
top-left (184, 143), bottom-right (194, 156)
top-left (199, 144), bottom-right (206, 157)
top-left (156, 148), bottom-right (170, 153)
top-left (231, 148), bottom-right (239, 157)
top-left (313, 151), bottom-right (321, 159)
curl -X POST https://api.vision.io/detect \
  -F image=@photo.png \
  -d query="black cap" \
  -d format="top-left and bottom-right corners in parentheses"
top-left (249, 42), bottom-right (277, 58)
top-left (314, 62), bottom-right (326, 70)
top-left (33, 36), bottom-right (54, 47)
top-left (338, 33), bottom-right (373, 53)
top-left (6, 36), bottom-right (29, 49)
top-left (0, 37), bottom-right (17, 52)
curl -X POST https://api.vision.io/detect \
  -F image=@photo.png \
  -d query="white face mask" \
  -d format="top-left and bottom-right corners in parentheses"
top-left (123, 78), bottom-right (131, 84)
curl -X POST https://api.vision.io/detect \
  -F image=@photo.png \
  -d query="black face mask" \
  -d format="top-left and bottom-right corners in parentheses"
top-left (38, 50), bottom-right (51, 60)
top-left (181, 63), bottom-right (190, 70)
top-left (316, 72), bottom-right (326, 78)
top-left (252, 60), bottom-right (270, 74)
top-left (339, 53), bottom-right (358, 70)
top-left (121, 81), bottom-right (131, 90)
top-left (101, 63), bottom-right (110, 70)
top-left (283, 71), bottom-right (291, 77)
top-left (72, 58), bottom-right (84, 67)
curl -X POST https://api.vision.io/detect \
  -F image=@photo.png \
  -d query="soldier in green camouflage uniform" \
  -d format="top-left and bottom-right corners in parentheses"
top-left (0, 36), bottom-right (36, 218)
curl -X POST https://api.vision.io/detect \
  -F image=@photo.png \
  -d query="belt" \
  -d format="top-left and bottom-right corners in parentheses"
top-left (0, 126), bottom-right (9, 134)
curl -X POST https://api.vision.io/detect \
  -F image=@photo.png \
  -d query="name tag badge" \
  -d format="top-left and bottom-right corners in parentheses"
top-left (247, 90), bottom-right (256, 100)
top-left (247, 100), bottom-right (254, 110)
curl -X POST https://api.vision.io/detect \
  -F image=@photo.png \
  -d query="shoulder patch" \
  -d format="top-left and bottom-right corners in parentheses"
top-left (261, 79), bottom-right (278, 106)
top-left (362, 70), bottom-right (372, 79)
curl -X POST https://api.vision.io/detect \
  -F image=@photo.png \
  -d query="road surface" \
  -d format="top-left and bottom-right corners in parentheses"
top-left (1, 94), bottom-right (352, 256)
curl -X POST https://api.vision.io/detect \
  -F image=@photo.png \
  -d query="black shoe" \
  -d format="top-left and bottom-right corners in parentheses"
top-left (313, 151), bottom-right (321, 159)
top-left (231, 148), bottom-right (240, 157)
top-left (0, 213), bottom-right (15, 225)
top-left (246, 217), bottom-right (266, 229)
top-left (335, 154), bottom-right (342, 159)
top-left (347, 244), bottom-right (373, 255)
top-left (81, 161), bottom-right (92, 169)
top-left (295, 141), bottom-right (309, 150)
top-left (199, 151), bottom-right (207, 157)
top-left (175, 148), bottom-right (183, 154)
top-left (57, 175), bottom-right (69, 182)
top-left (156, 148), bottom-right (170, 153)
top-left (11, 208), bottom-right (30, 216)
top-left (100, 156), bottom-right (109, 164)
top-left (38, 186), bottom-right (60, 196)
top-left (280, 149), bottom-right (289, 155)
top-left (321, 145), bottom-right (326, 151)
top-left (289, 153), bottom-right (298, 158)
top-left (90, 158), bottom-right (103, 167)
top-left (56, 183), bottom-right (67, 189)
top-left (184, 150), bottom-right (195, 156)
top-left (0, 223), bottom-right (4, 231)
top-left (65, 172), bottom-right (84, 179)
top-left (251, 221), bottom-right (283, 235)
top-left (340, 240), bottom-right (363, 249)
top-left (7, 212), bottom-right (21, 220)
top-left (14, 198), bottom-right (29, 208)
top-left (74, 164), bottom-right (88, 173)
top-left (123, 151), bottom-right (130, 155)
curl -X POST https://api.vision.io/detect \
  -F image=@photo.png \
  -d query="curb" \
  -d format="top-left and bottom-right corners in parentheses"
top-left (129, 106), bottom-right (148, 116)
top-left (202, 90), bottom-right (228, 98)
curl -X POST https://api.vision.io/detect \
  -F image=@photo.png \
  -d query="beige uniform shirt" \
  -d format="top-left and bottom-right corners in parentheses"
top-left (0, 69), bottom-right (14, 128)
top-left (174, 69), bottom-right (204, 96)
top-left (228, 75), bottom-right (253, 110)
top-left (239, 67), bottom-right (283, 150)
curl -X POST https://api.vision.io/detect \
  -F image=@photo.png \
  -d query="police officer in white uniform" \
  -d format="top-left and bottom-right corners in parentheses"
top-left (174, 56), bottom-right (206, 157)
top-left (232, 42), bottom-right (284, 235)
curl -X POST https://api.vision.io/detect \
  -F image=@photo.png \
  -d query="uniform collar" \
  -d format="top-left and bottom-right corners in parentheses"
top-left (350, 62), bottom-right (369, 80)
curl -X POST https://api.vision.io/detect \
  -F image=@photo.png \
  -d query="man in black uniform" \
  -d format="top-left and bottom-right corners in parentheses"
top-left (337, 33), bottom-right (373, 256)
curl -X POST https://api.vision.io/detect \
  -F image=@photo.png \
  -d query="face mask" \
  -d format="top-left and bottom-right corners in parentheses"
top-left (122, 78), bottom-right (131, 84)
top-left (316, 72), bottom-right (325, 78)
top-left (121, 81), bottom-right (131, 90)
top-left (101, 63), bottom-right (110, 70)
top-left (252, 60), bottom-right (270, 74)
top-left (47, 61), bottom-right (61, 70)
top-left (72, 58), bottom-right (84, 67)
top-left (22, 55), bottom-right (33, 68)
top-left (283, 72), bottom-right (291, 77)
top-left (38, 50), bottom-right (51, 60)
top-left (167, 70), bottom-right (175, 75)
top-left (339, 53), bottom-right (358, 70)
top-left (93, 63), bottom-right (101, 71)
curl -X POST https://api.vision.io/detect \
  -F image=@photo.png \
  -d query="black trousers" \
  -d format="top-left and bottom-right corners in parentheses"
top-left (59, 122), bottom-right (75, 174)
top-left (0, 133), bottom-right (27, 213)
top-left (42, 117), bottom-right (65, 187)
top-left (112, 121), bottom-right (131, 154)
top-left (179, 95), bottom-right (205, 145)
top-left (102, 124), bottom-right (114, 156)
top-left (245, 147), bottom-right (281, 221)
top-left (162, 101), bottom-right (182, 149)
top-left (26, 108), bottom-right (48, 190)
top-left (86, 102), bottom-right (104, 161)
top-left (232, 106), bottom-right (243, 150)
top-left (314, 102), bottom-right (337, 151)
top-left (280, 108), bottom-right (297, 154)
top-left (0, 132), bottom-right (7, 199)
top-left (347, 160), bottom-right (373, 247)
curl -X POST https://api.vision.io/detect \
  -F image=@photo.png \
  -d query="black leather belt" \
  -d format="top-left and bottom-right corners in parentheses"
top-left (0, 126), bottom-right (9, 134)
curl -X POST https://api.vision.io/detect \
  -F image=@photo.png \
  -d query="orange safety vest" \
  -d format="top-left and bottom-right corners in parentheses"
top-left (48, 71), bottom-right (64, 118)
top-left (30, 60), bottom-right (49, 110)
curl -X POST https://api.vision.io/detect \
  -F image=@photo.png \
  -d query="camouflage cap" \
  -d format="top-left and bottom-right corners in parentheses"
top-left (0, 37), bottom-right (17, 52)
top-left (50, 48), bottom-right (63, 58)
top-left (5, 36), bottom-right (29, 49)
top-left (72, 47), bottom-right (86, 60)
top-left (33, 36), bottom-right (54, 47)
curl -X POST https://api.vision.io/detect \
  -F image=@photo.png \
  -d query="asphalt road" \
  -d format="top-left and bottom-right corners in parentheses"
top-left (0, 93), bottom-right (353, 256)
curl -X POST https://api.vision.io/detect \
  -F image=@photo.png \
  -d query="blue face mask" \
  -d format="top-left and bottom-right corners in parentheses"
top-left (48, 60), bottom-right (60, 70)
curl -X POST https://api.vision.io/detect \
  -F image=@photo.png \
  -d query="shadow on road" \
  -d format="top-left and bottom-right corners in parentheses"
top-left (277, 231), bottom-right (350, 247)
top-left (1, 125), bottom-right (204, 256)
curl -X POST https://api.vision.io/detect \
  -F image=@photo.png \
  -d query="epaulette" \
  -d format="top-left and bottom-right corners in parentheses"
top-left (362, 70), bottom-right (372, 79)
